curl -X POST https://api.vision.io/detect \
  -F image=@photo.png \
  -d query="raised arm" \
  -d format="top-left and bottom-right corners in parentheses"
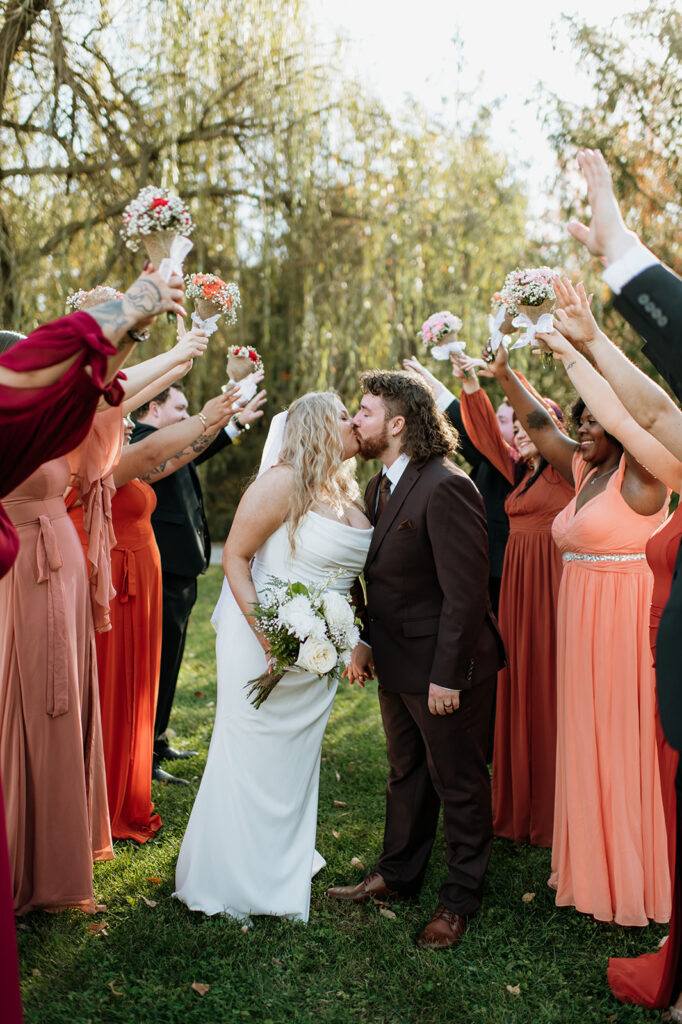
top-left (115, 390), bottom-right (238, 487)
top-left (484, 344), bottom-right (577, 484)
top-left (537, 322), bottom-right (682, 492)
top-left (120, 327), bottom-right (208, 410)
top-left (223, 466), bottom-right (294, 650)
top-left (566, 149), bottom-right (640, 265)
top-left (548, 277), bottom-right (682, 466)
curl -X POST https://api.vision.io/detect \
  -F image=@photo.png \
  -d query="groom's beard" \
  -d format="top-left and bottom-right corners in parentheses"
top-left (354, 422), bottom-right (390, 462)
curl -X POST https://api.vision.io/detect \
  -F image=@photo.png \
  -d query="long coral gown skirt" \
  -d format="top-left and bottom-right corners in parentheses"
top-left (608, 505), bottom-right (682, 1004)
top-left (461, 387), bottom-right (573, 846)
top-left (70, 480), bottom-right (162, 843)
top-left (550, 454), bottom-right (670, 925)
top-left (0, 458), bottom-right (113, 914)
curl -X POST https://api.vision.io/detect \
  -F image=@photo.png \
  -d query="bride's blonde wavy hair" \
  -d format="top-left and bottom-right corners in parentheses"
top-left (277, 391), bottom-right (360, 548)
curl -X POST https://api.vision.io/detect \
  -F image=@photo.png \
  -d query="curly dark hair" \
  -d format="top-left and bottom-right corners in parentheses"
top-left (360, 369), bottom-right (459, 460)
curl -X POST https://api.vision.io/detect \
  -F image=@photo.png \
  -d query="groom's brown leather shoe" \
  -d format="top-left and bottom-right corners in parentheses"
top-left (325, 871), bottom-right (401, 904)
top-left (417, 905), bottom-right (467, 950)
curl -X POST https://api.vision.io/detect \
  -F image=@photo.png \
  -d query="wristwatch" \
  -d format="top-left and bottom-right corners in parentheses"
top-left (231, 415), bottom-right (250, 434)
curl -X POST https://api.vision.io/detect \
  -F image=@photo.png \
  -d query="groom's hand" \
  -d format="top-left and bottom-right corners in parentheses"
top-left (344, 642), bottom-right (375, 687)
top-left (428, 684), bottom-right (461, 716)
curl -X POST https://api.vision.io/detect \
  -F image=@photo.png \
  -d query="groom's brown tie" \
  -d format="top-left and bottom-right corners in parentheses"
top-left (375, 473), bottom-right (392, 523)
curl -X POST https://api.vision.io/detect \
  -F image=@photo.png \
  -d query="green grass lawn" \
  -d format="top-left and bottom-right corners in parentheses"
top-left (17, 567), bottom-right (667, 1024)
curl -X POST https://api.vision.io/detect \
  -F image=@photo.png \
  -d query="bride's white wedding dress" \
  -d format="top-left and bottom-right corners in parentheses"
top-left (174, 510), bottom-right (372, 923)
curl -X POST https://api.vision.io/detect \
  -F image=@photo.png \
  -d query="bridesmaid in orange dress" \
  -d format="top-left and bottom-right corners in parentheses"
top-left (488, 332), bottom-right (671, 925)
top-left (458, 371), bottom-right (573, 847)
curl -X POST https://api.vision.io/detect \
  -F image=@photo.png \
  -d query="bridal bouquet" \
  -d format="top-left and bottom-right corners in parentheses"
top-left (66, 285), bottom-right (122, 311)
top-left (121, 185), bottom-right (194, 252)
top-left (245, 575), bottom-right (361, 708)
top-left (418, 310), bottom-right (465, 361)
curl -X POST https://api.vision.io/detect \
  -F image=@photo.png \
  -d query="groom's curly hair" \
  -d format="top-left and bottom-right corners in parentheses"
top-left (360, 370), bottom-right (459, 460)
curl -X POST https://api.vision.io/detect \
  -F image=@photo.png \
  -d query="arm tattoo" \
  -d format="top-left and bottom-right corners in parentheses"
top-left (86, 299), bottom-right (129, 333)
top-left (123, 280), bottom-right (162, 316)
top-left (140, 431), bottom-right (219, 483)
top-left (565, 360), bottom-right (577, 371)
top-left (526, 409), bottom-right (551, 431)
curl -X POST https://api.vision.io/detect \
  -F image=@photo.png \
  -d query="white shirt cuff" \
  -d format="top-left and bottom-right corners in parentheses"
top-left (436, 388), bottom-right (457, 413)
top-left (225, 420), bottom-right (240, 440)
top-left (358, 639), bottom-right (372, 649)
top-left (602, 242), bottom-right (658, 295)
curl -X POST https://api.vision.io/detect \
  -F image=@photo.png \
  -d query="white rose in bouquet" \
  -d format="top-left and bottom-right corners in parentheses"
top-left (297, 637), bottom-right (338, 674)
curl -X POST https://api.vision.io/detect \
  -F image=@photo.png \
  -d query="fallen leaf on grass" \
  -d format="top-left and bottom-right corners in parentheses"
top-left (31, 969), bottom-right (40, 976)
top-left (333, 800), bottom-right (346, 808)
top-left (194, 690), bottom-right (204, 699)
top-left (108, 981), bottom-right (124, 997)
top-left (521, 892), bottom-right (535, 903)
top-left (146, 877), bottom-right (162, 884)
top-left (272, 958), bottom-right (284, 968)
top-left (335, 770), bottom-right (341, 782)
top-left (332, 829), bottom-right (342, 839)
top-left (506, 984), bottom-right (521, 996)
top-left (191, 982), bottom-right (210, 997)
top-left (140, 896), bottom-right (158, 908)
top-left (379, 908), bottom-right (397, 920)
top-left (350, 857), bottom-right (364, 870)
top-left (87, 921), bottom-right (108, 935)
top-left (659, 934), bottom-right (669, 948)
top-left (241, 925), bottom-right (249, 934)
top-left (16, 923), bottom-right (30, 932)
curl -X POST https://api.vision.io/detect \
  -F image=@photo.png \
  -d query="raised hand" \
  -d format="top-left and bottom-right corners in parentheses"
top-left (481, 342), bottom-right (508, 379)
top-left (171, 327), bottom-right (209, 373)
top-left (402, 356), bottom-right (447, 400)
top-left (122, 266), bottom-right (187, 327)
top-left (553, 279), bottom-right (601, 349)
top-left (234, 388), bottom-right (267, 428)
top-left (566, 149), bottom-right (638, 265)
top-left (201, 390), bottom-right (239, 432)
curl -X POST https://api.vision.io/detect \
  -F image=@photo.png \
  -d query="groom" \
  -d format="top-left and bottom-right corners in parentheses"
top-left (326, 370), bottom-right (504, 949)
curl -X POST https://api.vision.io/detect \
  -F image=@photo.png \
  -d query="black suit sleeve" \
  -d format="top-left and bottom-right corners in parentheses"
top-left (614, 264), bottom-right (682, 403)
top-left (194, 428), bottom-right (232, 465)
top-left (445, 398), bottom-right (483, 469)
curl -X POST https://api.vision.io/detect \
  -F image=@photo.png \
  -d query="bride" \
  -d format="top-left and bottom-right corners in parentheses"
top-left (174, 392), bottom-right (372, 923)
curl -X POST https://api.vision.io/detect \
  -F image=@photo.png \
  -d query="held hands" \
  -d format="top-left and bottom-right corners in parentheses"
top-left (428, 683), bottom-right (461, 716)
top-left (122, 265), bottom-right (187, 327)
top-left (567, 149), bottom-right (638, 266)
top-left (342, 642), bottom-right (375, 688)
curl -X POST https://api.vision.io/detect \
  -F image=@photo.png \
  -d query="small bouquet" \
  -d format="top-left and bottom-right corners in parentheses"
top-left (245, 575), bottom-right (361, 708)
top-left (500, 267), bottom-right (557, 353)
top-left (185, 273), bottom-right (240, 337)
top-left (121, 185), bottom-right (194, 281)
top-left (66, 285), bottom-right (122, 311)
top-left (223, 344), bottom-right (264, 405)
top-left (418, 310), bottom-right (465, 361)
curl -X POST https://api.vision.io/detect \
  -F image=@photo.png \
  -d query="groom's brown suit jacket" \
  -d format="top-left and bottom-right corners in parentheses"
top-left (363, 454), bottom-right (504, 693)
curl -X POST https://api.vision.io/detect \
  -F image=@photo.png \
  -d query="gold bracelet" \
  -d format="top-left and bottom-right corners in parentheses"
top-left (198, 412), bottom-right (207, 428)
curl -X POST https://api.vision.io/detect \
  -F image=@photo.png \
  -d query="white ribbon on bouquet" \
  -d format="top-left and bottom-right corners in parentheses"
top-left (156, 235), bottom-right (194, 282)
top-left (190, 311), bottom-right (221, 337)
top-left (430, 337), bottom-right (467, 361)
top-left (510, 311), bottom-right (555, 350)
top-left (220, 374), bottom-right (259, 407)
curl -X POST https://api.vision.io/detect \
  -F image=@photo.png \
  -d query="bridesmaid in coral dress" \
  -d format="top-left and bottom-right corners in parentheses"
top-left (498, 312), bottom-right (673, 926)
top-left (458, 371), bottom-right (573, 847)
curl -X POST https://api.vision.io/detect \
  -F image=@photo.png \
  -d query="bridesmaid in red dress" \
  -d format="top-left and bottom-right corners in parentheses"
top-left (457, 363), bottom-right (573, 847)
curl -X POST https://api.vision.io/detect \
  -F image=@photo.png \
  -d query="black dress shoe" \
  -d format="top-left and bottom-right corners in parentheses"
top-left (152, 764), bottom-right (189, 785)
top-left (156, 746), bottom-right (198, 761)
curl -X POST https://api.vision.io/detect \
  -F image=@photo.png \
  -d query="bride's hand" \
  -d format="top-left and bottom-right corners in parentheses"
top-left (343, 642), bottom-right (375, 687)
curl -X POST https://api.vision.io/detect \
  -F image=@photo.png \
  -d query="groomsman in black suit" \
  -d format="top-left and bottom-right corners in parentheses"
top-left (133, 381), bottom-right (266, 782)
top-left (567, 147), bottom-right (682, 750)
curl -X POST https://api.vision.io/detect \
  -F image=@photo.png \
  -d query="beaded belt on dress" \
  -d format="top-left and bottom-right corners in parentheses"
top-left (562, 552), bottom-right (646, 563)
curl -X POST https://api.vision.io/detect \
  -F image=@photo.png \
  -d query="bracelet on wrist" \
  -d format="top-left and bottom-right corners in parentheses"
top-left (127, 328), bottom-right (149, 344)
top-left (231, 415), bottom-right (250, 434)
top-left (198, 411), bottom-right (208, 428)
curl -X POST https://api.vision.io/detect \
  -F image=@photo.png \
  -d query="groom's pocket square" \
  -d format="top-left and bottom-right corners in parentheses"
top-left (397, 519), bottom-right (414, 531)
